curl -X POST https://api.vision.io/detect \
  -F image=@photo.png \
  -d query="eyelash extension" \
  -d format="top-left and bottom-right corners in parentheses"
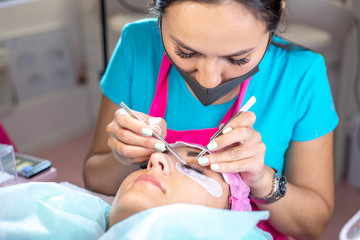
top-left (227, 57), bottom-right (250, 66)
top-left (188, 165), bottom-right (205, 175)
top-left (175, 47), bottom-right (197, 59)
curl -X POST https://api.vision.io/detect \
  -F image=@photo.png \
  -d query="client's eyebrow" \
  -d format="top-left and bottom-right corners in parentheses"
top-left (185, 150), bottom-right (207, 175)
top-left (187, 150), bottom-right (201, 157)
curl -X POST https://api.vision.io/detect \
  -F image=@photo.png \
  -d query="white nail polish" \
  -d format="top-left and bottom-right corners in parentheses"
top-left (198, 156), bottom-right (209, 165)
top-left (142, 128), bottom-right (153, 137)
top-left (210, 164), bottom-right (220, 170)
top-left (155, 143), bottom-right (166, 152)
top-left (207, 142), bottom-right (218, 151)
top-left (222, 127), bottom-right (232, 134)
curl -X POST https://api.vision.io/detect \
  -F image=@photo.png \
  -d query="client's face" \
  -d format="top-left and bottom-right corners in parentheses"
top-left (109, 147), bottom-right (230, 227)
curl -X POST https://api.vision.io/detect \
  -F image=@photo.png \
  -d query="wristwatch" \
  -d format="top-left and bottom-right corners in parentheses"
top-left (249, 168), bottom-right (287, 205)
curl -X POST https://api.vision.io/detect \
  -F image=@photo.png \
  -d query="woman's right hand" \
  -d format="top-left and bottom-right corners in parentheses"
top-left (106, 108), bottom-right (167, 165)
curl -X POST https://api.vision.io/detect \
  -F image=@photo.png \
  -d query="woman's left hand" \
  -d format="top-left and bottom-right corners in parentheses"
top-left (197, 111), bottom-right (267, 187)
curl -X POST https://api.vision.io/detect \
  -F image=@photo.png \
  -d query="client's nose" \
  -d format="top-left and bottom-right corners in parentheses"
top-left (147, 152), bottom-right (172, 176)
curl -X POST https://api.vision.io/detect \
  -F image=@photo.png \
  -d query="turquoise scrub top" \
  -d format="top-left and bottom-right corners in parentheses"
top-left (101, 18), bottom-right (339, 172)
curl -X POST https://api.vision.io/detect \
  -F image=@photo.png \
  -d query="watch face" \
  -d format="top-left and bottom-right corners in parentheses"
top-left (278, 176), bottom-right (287, 197)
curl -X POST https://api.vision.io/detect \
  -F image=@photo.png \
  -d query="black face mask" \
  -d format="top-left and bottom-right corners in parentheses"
top-left (168, 54), bottom-right (259, 106)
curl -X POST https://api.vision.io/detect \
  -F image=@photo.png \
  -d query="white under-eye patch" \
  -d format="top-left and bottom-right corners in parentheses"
top-left (175, 162), bottom-right (223, 198)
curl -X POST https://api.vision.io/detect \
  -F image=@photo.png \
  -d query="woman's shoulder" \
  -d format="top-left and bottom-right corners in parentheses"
top-left (122, 18), bottom-right (160, 37)
top-left (263, 36), bottom-right (327, 81)
top-left (120, 18), bottom-right (163, 57)
top-left (270, 35), bottom-right (325, 66)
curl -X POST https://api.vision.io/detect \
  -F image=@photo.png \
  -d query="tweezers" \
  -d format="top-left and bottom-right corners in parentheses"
top-left (196, 96), bottom-right (256, 159)
top-left (119, 102), bottom-right (190, 167)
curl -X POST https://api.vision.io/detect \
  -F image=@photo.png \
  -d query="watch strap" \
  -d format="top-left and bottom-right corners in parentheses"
top-left (249, 168), bottom-right (287, 205)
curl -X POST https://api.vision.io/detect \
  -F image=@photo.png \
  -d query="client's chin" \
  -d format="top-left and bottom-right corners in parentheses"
top-left (108, 191), bottom-right (165, 228)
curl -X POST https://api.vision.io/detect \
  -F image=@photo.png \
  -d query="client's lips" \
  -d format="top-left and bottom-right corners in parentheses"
top-left (134, 174), bottom-right (165, 192)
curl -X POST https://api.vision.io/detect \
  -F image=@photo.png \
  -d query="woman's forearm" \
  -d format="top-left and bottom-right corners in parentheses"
top-left (257, 182), bottom-right (334, 239)
top-left (84, 153), bottom-right (140, 195)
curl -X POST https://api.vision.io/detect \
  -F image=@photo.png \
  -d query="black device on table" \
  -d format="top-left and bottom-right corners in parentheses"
top-left (15, 153), bottom-right (52, 178)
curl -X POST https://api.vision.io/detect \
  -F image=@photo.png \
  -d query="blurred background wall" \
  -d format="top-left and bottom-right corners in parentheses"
top-left (0, 0), bottom-right (359, 185)
top-left (0, 0), bottom-right (93, 153)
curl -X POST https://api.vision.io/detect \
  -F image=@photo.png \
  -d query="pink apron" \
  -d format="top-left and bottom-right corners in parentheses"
top-left (149, 53), bottom-right (287, 240)
top-left (149, 53), bottom-right (249, 144)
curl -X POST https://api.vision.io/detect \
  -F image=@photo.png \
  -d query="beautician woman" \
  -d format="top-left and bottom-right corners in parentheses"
top-left (84, 0), bottom-right (338, 239)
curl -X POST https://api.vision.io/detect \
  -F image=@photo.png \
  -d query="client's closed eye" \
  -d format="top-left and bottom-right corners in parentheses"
top-left (186, 150), bottom-right (206, 175)
top-left (187, 165), bottom-right (205, 175)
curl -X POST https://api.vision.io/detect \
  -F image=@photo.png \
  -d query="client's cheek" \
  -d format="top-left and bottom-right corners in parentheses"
top-left (119, 171), bottom-right (143, 194)
top-left (175, 162), bottom-right (223, 198)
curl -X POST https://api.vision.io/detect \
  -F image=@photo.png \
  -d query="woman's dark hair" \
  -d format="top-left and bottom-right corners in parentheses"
top-left (148, 0), bottom-right (284, 34)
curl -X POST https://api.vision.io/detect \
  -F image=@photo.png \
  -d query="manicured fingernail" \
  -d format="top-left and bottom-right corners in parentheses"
top-left (148, 118), bottom-right (162, 135)
top-left (118, 108), bottom-right (127, 115)
top-left (207, 142), bottom-right (218, 151)
top-left (222, 127), bottom-right (232, 134)
top-left (198, 156), bottom-right (209, 165)
top-left (155, 143), bottom-right (166, 152)
top-left (152, 125), bottom-right (162, 135)
top-left (142, 128), bottom-right (153, 137)
top-left (210, 164), bottom-right (220, 170)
